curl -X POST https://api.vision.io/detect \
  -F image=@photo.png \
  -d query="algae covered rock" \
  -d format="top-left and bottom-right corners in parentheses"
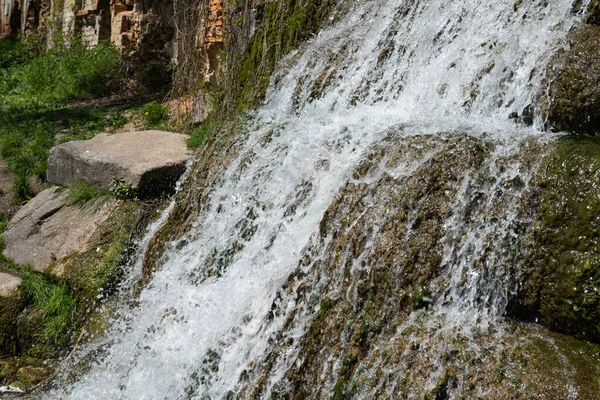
top-left (581, 0), bottom-right (600, 25)
top-left (511, 136), bottom-right (600, 343)
top-left (12, 365), bottom-right (51, 391)
top-left (541, 26), bottom-right (600, 134)
top-left (0, 271), bottom-right (25, 357)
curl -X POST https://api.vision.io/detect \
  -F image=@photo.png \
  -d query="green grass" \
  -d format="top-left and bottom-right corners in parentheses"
top-left (65, 182), bottom-right (112, 210)
top-left (0, 245), bottom-right (77, 344)
top-left (187, 123), bottom-right (214, 148)
top-left (19, 267), bottom-right (77, 343)
top-left (1, 41), bottom-right (119, 103)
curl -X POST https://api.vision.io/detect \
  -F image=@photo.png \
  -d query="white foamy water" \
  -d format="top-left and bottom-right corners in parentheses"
top-left (46, 0), bottom-right (579, 398)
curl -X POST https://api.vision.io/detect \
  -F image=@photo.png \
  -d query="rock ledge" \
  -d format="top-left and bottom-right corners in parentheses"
top-left (47, 130), bottom-right (192, 198)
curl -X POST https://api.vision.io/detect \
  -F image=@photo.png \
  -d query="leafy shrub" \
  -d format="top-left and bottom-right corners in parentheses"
top-left (142, 101), bottom-right (169, 129)
top-left (110, 178), bottom-right (136, 200)
top-left (0, 37), bottom-right (33, 69)
top-left (13, 41), bottom-right (120, 102)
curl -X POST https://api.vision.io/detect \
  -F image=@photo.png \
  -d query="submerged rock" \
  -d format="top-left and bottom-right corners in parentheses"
top-left (540, 26), bottom-right (600, 134)
top-left (3, 187), bottom-right (119, 273)
top-left (46, 130), bottom-right (192, 198)
top-left (0, 271), bottom-right (24, 357)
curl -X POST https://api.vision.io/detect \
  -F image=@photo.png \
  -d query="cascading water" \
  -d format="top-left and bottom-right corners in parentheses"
top-left (45, 0), bottom-right (586, 398)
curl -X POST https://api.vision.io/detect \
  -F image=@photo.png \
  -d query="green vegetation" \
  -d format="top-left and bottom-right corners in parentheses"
top-left (65, 182), bottom-right (112, 210)
top-left (186, 123), bottom-right (214, 148)
top-left (109, 178), bottom-right (136, 200)
top-left (1, 41), bottom-right (119, 103)
top-left (225, 0), bottom-right (338, 114)
top-left (0, 37), bottom-right (132, 203)
top-left (18, 267), bottom-right (77, 344)
top-left (142, 100), bottom-right (169, 129)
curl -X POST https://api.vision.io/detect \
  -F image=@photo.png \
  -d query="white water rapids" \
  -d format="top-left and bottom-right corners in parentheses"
top-left (46, 0), bottom-right (583, 398)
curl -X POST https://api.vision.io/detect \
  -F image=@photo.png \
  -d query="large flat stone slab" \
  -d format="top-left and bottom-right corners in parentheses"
top-left (47, 130), bottom-right (192, 198)
top-left (3, 187), bottom-right (119, 273)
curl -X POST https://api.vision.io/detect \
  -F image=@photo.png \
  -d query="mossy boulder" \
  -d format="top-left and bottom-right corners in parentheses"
top-left (510, 136), bottom-right (600, 342)
top-left (15, 308), bottom-right (53, 359)
top-left (0, 271), bottom-right (25, 357)
top-left (0, 357), bottom-right (53, 390)
top-left (540, 26), bottom-right (600, 134)
top-left (3, 187), bottom-right (120, 273)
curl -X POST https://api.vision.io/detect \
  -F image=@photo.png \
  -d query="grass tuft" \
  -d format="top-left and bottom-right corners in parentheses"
top-left (65, 182), bottom-right (112, 210)
top-left (18, 267), bottom-right (77, 343)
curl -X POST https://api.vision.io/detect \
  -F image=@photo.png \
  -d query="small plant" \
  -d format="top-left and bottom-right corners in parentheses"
top-left (187, 123), bottom-right (214, 148)
top-left (65, 182), bottom-right (111, 209)
top-left (110, 178), bottom-right (135, 200)
top-left (142, 101), bottom-right (169, 129)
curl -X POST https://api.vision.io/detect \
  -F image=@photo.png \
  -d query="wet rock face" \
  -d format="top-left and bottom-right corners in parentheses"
top-left (47, 131), bottom-right (192, 199)
top-left (541, 26), bottom-right (600, 135)
top-left (142, 122), bottom-right (244, 283)
top-left (226, 132), bottom-right (600, 399)
top-left (0, 271), bottom-right (24, 357)
top-left (271, 134), bottom-right (488, 399)
top-left (512, 136), bottom-right (600, 343)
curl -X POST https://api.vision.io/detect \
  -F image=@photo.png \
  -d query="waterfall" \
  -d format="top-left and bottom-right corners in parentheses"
top-left (47, 0), bottom-right (580, 398)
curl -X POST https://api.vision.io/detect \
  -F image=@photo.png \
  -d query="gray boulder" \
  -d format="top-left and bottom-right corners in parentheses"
top-left (0, 271), bottom-right (24, 356)
top-left (3, 187), bottom-right (119, 273)
top-left (47, 130), bottom-right (192, 198)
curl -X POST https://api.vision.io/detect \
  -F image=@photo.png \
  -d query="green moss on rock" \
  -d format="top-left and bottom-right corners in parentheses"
top-left (216, 0), bottom-right (340, 116)
top-left (581, 0), bottom-right (600, 25)
top-left (541, 26), bottom-right (600, 134)
top-left (512, 136), bottom-right (600, 342)
top-left (12, 365), bottom-right (52, 391)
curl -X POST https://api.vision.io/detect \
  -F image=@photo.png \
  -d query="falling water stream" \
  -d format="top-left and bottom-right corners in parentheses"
top-left (44, 0), bottom-right (586, 398)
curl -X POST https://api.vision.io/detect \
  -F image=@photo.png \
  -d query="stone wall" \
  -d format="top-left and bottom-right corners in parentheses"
top-left (0, 0), bottom-right (174, 57)
top-left (0, 0), bottom-right (50, 38)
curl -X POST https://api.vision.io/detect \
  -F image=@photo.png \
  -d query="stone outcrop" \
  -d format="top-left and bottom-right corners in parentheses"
top-left (3, 187), bottom-right (120, 273)
top-left (0, 271), bottom-right (24, 357)
top-left (46, 130), bottom-right (192, 198)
